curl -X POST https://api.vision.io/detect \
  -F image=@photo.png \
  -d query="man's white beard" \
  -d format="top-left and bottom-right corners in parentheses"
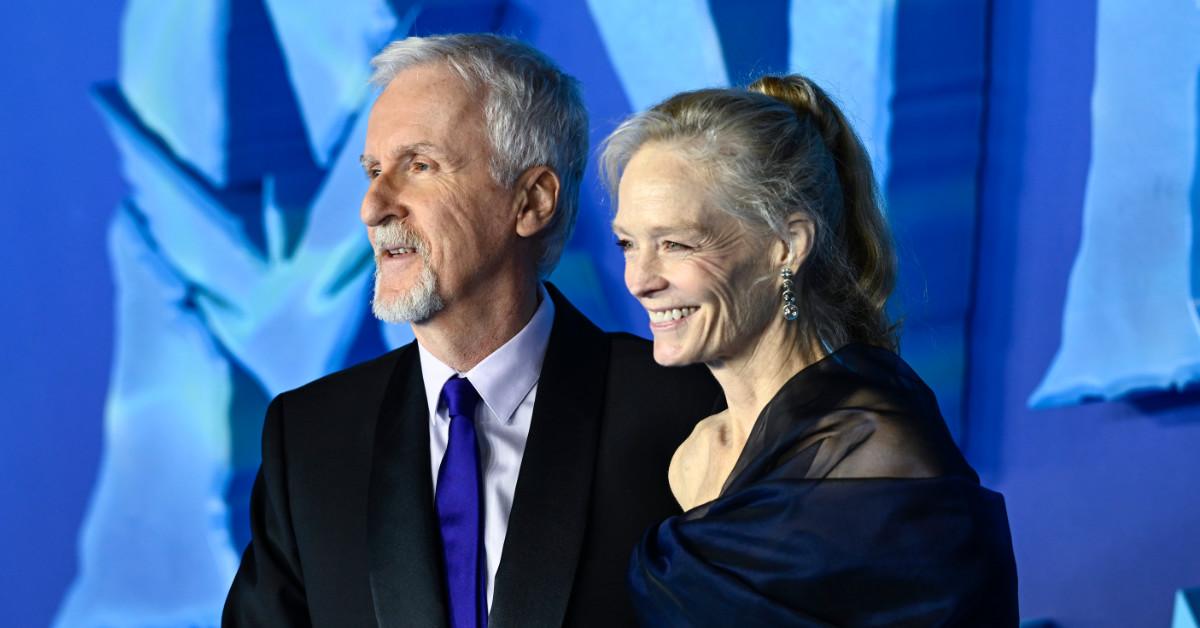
top-left (370, 221), bottom-right (444, 323)
top-left (372, 260), bottom-right (444, 323)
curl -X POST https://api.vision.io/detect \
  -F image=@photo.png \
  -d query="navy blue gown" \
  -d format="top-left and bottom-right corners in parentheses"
top-left (629, 344), bottom-right (1018, 627)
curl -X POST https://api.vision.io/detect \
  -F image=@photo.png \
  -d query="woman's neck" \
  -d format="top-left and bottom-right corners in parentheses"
top-left (706, 321), bottom-right (821, 450)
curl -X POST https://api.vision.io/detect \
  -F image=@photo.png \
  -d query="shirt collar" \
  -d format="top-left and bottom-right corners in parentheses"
top-left (418, 286), bottom-right (556, 424)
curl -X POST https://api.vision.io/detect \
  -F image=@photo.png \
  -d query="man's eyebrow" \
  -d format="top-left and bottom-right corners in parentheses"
top-left (390, 142), bottom-right (444, 159)
top-left (360, 143), bottom-right (448, 170)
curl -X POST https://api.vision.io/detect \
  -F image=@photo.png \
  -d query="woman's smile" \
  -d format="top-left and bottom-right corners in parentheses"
top-left (647, 306), bottom-right (700, 329)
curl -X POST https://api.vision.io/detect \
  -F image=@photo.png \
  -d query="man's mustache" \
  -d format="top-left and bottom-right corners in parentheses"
top-left (373, 221), bottom-right (429, 258)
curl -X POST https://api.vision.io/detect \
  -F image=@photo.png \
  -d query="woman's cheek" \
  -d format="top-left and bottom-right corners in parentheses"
top-left (686, 257), bottom-right (740, 355)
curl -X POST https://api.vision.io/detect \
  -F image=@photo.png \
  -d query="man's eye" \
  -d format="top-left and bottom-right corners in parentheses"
top-left (366, 167), bottom-right (382, 180)
top-left (412, 161), bottom-right (431, 173)
top-left (663, 241), bottom-right (690, 252)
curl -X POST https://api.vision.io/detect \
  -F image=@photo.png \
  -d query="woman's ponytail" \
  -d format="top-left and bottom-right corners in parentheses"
top-left (750, 75), bottom-right (898, 351)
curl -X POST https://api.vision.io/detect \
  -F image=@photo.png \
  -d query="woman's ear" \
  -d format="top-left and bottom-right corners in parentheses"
top-left (778, 211), bottom-right (815, 270)
top-left (514, 166), bottom-right (561, 238)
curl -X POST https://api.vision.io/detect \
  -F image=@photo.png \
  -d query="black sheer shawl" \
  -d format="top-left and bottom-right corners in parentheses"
top-left (629, 344), bottom-right (1018, 627)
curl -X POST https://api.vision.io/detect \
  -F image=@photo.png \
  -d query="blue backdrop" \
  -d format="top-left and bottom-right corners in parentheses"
top-left (2, 1), bottom-right (1198, 626)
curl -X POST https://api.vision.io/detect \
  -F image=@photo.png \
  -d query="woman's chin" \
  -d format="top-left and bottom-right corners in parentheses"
top-left (652, 343), bottom-right (700, 367)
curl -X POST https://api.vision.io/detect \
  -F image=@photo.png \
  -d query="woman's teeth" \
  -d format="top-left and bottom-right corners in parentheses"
top-left (649, 307), bottom-right (698, 323)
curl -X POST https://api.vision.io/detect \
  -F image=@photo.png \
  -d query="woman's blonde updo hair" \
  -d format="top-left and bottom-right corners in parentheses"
top-left (601, 74), bottom-right (898, 356)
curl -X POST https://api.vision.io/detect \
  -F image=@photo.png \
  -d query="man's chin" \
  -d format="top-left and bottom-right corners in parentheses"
top-left (372, 258), bottom-right (443, 323)
top-left (371, 288), bottom-right (444, 324)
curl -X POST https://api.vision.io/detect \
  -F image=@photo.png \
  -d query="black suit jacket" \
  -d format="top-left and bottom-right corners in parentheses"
top-left (224, 286), bottom-right (721, 627)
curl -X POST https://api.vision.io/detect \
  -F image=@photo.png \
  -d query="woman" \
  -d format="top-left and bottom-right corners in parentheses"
top-left (603, 75), bottom-right (1018, 626)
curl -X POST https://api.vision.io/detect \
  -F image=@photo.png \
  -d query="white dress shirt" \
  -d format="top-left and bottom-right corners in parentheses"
top-left (417, 288), bottom-right (555, 610)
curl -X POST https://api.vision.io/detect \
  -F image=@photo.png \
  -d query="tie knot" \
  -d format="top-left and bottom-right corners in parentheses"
top-left (441, 376), bottom-right (480, 419)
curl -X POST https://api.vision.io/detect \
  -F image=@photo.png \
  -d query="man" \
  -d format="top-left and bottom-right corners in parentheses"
top-left (223, 34), bottom-right (719, 627)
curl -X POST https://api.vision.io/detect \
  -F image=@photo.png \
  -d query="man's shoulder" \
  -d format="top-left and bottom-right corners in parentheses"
top-left (258, 345), bottom-right (416, 468)
top-left (604, 331), bottom-right (657, 370)
top-left (601, 331), bottom-right (720, 401)
top-left (603, 331), bottom-right (705, 375)
top-left (277, 343), bottom-right (414, 410)
top-left (590, 331), bottom-right (721, 477)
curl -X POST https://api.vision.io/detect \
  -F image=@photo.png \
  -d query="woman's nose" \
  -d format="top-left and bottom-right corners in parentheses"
top-left (626, 252), bottom-right (668, 297)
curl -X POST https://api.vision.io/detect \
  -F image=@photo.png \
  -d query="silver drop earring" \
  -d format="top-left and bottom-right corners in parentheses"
top-left (781, 267), bottom-right (798, 321)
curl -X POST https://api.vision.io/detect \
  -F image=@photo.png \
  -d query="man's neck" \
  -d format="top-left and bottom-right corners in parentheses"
top-left (413, 276), bottom-right (543, 373)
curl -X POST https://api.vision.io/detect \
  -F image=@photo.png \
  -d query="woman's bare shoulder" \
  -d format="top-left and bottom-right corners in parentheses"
top-left (668, 411), bottom-right (729, 509)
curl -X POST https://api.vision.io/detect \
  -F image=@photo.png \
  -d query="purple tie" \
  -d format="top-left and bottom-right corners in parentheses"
top-left (436, 376), bottom-right (487, 628)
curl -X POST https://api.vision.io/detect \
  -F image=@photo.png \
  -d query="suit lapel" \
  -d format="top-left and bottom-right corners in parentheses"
top-left (367, 343), bottom-right (450, 628)
top-left (489, 285), bottom-right (609, 628)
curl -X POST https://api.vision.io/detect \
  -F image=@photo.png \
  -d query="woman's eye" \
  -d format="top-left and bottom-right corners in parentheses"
top-left (663, 241), bottom-right (690, 252)
top-left (412, 161), bottom-right (431, 173)
top-left (615, 238), bottom-right (633, 252)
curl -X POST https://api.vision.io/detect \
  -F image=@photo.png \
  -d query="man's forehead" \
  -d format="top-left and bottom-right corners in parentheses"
top-left (377, 62), bottom-right (474, 108)
top-left (367, 68), bottom-right (481, 135)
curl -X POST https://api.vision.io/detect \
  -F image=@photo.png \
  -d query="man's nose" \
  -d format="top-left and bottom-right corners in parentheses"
top-left (360, 175), bottom-right (408, 227)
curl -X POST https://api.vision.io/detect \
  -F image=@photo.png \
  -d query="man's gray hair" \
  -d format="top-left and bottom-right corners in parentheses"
top-left (370, 33), bottom-right (588, 277)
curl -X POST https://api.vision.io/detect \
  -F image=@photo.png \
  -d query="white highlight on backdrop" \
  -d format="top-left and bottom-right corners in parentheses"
top-left (788, 0), bottom-right (896, 190)
top-left (1031, 0), bottom-right (1200, 406)
top-left (586, 0), bottom-right (730, 106)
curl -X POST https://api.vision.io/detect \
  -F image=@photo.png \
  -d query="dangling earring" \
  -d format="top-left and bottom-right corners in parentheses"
top-left (780, 267), bottom-right (798, 321)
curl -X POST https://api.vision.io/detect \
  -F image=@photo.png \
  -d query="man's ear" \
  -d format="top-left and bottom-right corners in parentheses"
top-left (514, 166), bottom-right (561, 238)
top-left (779, 211), bottom-right (815, 270)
